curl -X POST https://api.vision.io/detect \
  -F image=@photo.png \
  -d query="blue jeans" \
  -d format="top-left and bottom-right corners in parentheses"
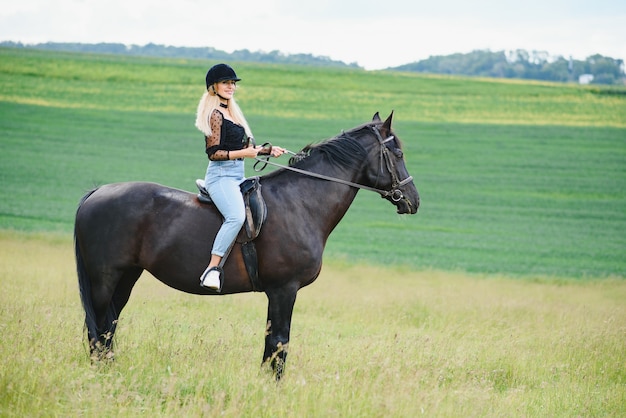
top-left (204, 160), bottom-right (246, 257)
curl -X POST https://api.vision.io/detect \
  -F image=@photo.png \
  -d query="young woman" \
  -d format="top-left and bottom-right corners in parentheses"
top-left (195, 63), bottom-right (284, 291)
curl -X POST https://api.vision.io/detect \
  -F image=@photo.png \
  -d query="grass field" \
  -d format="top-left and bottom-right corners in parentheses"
top-left (1, 47), bottom-right (625, 277)
top-left (1, 48), bottom-right (625, 416)
top-left (1, 232), bottom-right (625, 417)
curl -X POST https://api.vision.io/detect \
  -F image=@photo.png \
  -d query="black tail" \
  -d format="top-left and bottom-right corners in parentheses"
top-left (75, 189), bottom-right (100, 350)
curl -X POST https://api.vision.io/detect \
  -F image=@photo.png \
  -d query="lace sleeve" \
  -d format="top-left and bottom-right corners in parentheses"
top-left (205, 110), bottom-right (229, 161)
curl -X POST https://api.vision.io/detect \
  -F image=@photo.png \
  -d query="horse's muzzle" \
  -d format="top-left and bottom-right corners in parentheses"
top-left (391, 190), bottom-right (419, 214)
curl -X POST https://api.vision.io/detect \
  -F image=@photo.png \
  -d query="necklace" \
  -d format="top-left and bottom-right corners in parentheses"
top-left (219, 102), bottom-right (228, 109)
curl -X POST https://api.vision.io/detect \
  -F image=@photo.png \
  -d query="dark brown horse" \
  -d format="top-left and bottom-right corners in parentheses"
top-left (75, 112), bottom-right (419, 378)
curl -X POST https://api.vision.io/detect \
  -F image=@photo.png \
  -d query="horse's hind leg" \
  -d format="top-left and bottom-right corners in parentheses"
top-left (262, 284), bottom-right (298, 380)
top-left (90, 267), bottom-right (143, 360)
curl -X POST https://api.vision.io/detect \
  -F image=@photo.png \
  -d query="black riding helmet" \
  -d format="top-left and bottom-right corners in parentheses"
top-left (205, 63), bottom-right (241, 89)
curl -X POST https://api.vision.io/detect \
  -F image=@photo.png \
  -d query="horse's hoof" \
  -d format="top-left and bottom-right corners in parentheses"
top-left (90, 342), bottom-right (115, 363)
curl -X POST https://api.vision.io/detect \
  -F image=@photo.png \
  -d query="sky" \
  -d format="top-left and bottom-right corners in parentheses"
top-left (1, 0), bottom-right (625, 70)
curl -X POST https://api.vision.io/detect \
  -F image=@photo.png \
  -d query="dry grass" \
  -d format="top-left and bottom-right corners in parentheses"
top-left (0, 231), bottom-right (624, 417)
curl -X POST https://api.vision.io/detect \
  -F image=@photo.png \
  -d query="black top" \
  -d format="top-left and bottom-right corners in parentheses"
top-left (205, 109), bottom-right (246, 160)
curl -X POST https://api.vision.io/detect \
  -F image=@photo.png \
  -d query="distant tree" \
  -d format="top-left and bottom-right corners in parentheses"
top-left (586, 54), bottom-right (623, 85)
top-left (391, 49), bottom-right (625, 85)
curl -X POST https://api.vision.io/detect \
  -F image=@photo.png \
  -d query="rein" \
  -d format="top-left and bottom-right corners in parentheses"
top-left (254, 126), bottom-right (413, 202)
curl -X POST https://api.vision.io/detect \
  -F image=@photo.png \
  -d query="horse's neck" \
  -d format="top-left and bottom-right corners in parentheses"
top-left (265, 168), bottom-right (360, 233)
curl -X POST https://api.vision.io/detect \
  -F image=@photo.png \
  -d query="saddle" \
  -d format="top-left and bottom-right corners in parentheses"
top-left (196, 177), bottom-right (267, 291)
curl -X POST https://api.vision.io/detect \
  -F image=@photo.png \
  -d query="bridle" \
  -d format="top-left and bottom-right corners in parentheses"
top-left (369, 125), bottom-right (414, 202)
top-left (253, 125), bottom-right (414, 203)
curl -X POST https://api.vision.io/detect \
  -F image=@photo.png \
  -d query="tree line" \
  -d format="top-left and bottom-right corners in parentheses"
top-left (0, 41), bottom-right (359, 68)
top-left (391, 49), bottom-right (625, 85)
top-left (2, 42), bottom-right (624, 85)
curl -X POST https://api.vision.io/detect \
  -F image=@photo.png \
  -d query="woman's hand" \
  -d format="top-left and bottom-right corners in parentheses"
top-left (257, 144), bottom-right (286, 158)
top-left (237, 144), bottom-right (286, 159)
top-left (269, 146), bottom-right (286, 157)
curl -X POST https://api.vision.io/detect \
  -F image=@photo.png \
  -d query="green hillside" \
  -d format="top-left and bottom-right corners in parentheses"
top-left (1, 47), bottom-right (625, 278)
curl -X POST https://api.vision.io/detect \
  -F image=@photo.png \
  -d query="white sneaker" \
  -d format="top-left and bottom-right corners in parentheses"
top-left (200, 267), bottom-right (221, 291)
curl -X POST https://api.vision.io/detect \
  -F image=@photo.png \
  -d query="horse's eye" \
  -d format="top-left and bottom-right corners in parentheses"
top-left (394, 149), bottom-right (403, 158)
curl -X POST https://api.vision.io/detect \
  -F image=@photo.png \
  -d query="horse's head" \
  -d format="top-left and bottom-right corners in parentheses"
top-left (361, 112), bottom-right (420, 214)
top-left (286, 112), bottom-right (420, 214)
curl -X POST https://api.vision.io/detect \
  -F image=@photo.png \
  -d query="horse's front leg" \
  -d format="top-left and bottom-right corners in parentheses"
top-left (262, 283), bottom-right (298, 380)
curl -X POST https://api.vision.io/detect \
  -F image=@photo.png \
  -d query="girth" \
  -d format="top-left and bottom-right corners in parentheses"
top-left (196, 177), bottom-right (266, 291)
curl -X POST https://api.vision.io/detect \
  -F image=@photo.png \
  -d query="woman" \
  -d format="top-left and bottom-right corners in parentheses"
top-left (195, 63), bottom-right (284, 291)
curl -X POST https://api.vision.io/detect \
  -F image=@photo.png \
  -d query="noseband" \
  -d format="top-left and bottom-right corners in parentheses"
top-left (254, 125), bottom-right (414, 203)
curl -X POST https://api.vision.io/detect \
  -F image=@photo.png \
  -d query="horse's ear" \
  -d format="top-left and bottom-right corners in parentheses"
top-left (372, 112), bottom-right (381, 122)
top-left (382, 111), bottom-right (394, 134)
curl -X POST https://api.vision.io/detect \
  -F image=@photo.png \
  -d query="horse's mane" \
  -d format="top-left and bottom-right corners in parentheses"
top-left (288, 124), bottom-right (371, 171)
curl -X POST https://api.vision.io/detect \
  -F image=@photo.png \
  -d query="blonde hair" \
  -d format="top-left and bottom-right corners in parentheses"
top-left (195, 85), bottom-right (253, 138)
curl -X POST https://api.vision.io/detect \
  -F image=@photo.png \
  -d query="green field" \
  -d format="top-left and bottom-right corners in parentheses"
top-left (1, 48), bottom-right (625, 416)
top-left (1, 47), bottom-right (625, 277)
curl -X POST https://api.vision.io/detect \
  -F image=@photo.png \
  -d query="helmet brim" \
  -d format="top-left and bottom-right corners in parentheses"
top-left (214, 76), bottom-right (241, 83)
